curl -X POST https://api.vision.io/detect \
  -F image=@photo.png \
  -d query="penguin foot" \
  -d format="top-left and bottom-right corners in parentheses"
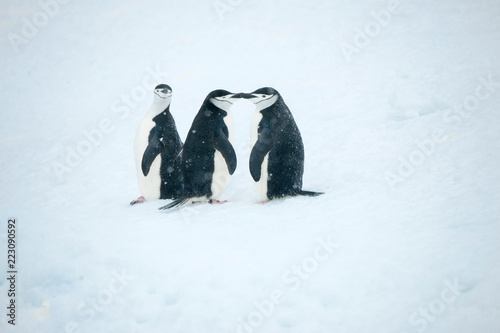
top-left (130, 196), bottom-right (146, 205)
top-left (209, 199), bottom-right (227, 205)
top-left (257, 200), bottom-right (270, 205)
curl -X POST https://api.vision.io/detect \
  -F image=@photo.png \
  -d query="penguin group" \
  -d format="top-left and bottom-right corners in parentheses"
top-left (131, 84), bottom-right (323, 210)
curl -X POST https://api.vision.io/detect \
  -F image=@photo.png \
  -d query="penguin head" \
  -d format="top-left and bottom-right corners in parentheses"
top-left (208, 89), bottom-right (239, 111)
top-left (153, 84), bottom-right (172, 102)
top-left (233, 87), bottom-right (280, 110)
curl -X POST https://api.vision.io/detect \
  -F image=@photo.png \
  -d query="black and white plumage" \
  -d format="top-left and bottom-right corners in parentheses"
top-left (159, 89), bottom-right (238, 210)
top-left (131, 84), bottom-right (183, 205)
top-left (235, 87), bottom-right (323, 201)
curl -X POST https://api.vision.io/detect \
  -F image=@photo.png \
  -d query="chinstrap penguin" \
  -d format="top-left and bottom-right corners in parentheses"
top-left (159, 89), bottom-right (239, 210)
top-left (234, 87), bottom-right (323, 203)
top-left (131, 84), bottom-right (183, 205)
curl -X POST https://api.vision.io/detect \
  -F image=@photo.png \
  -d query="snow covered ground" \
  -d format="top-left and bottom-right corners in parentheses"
top-left (1, 0), bottom-right (500, 332)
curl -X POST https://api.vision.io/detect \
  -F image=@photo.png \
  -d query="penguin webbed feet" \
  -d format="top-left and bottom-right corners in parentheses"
top-left (130, 196), bottom-right (146, 205)
top-left (209, 199), bottom-right (227, 205)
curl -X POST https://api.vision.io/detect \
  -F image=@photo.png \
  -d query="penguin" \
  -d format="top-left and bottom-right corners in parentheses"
top-left (159, 89), bottom-right (238, 210)
top-left (131, 84), bottom-right (183, 205)
top-left (234, 87), bottom-right (323, 203)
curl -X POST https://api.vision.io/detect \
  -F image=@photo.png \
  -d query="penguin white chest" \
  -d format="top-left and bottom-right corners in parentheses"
top-left (250, 111), bottom-right (262, 147)
top-left (256, 154), bottom-right (269, 199)
top-left (210, 113), bottom-right (234, 199)
top-left (211, 150), bottom-right (230, 199)
top-left (134, 118), bottom-right (162, 200)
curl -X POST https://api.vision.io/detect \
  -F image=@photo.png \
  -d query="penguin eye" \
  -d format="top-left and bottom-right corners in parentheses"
top-left (156, 89), bottom-right (159, 92)
top-left (262, 95), bottom-right (266, 98)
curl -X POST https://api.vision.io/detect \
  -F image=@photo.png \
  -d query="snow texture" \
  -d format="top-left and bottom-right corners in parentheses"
top-left (1, 0), bottom-right (499, 332)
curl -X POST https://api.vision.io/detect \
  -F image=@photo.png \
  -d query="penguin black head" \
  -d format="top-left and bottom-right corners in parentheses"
top-left (206, 89), bottom-right (239, 111)
top-left (233, 87), bottom-right (280, 108)
top-left (154, 84), bottom-right (172, 100)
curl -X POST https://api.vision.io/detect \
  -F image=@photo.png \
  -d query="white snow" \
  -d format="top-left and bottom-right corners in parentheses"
top-left (1, 0), bottom-right (500, 332)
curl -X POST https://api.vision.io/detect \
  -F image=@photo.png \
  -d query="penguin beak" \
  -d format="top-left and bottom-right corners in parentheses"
top-left (233, 93), bottom-right (255, 99)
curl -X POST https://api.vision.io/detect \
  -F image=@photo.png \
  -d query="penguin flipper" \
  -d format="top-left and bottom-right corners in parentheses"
top-left (142, 131), bottom-right (163, 176)
top-left (213, 129), bottom-right (237, 175)
top-left (249, 127), bottom-right (273, 182)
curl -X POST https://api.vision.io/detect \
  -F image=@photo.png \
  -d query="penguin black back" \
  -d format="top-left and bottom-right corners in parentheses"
top-left (151, 108), bottom-right (184, 199)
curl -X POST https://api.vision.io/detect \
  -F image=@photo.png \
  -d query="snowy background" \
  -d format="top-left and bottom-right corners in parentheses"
top-left (1, 0), bottom-right (500, 332)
